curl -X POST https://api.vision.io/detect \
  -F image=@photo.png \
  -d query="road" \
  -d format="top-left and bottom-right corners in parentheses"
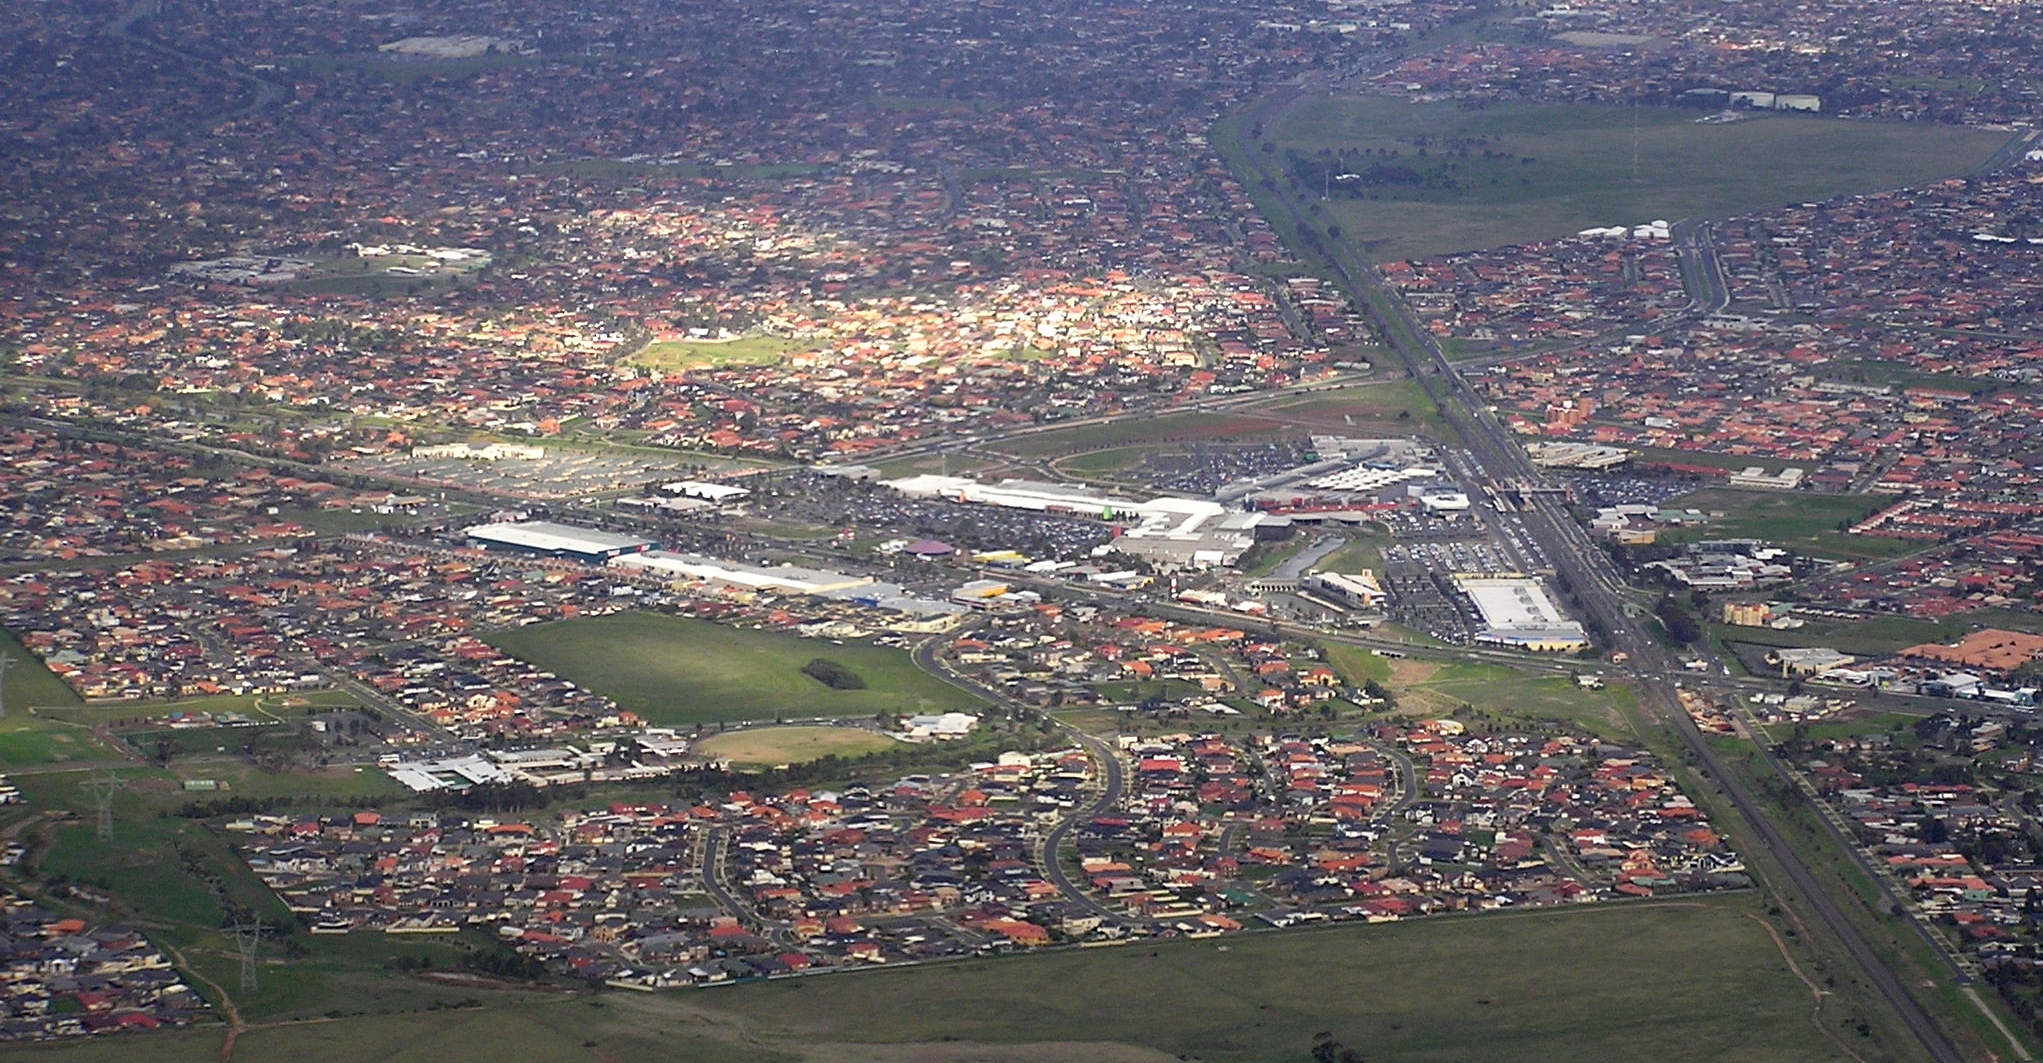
top-left (1225, 68), bottom-right (1969, 1063)
top-left (911, 632), bottom-right (1131, 924)
top-left (104, 0), bottom-right (284, 130)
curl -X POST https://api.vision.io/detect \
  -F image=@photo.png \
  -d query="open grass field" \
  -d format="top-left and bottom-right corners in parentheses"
top-left (1322, 643), bottom-right (1393, 685)
top-left (991, 411), bottom-right (1291, 459)
top-left (486, 612), bottom-right (984, 725)
top-left (1812, 359), bottom-right (2008, 396)
top-left (1667, 488), bottom-right (1882, 542)
top-left (1316, 531), bottom-right (1388, 574)
top-left (701, 894), bottom-right (1869, 1063)
top-left (0, 633), bottom-right (99, 765)
top-left (696, 725), bottom-right (901, 767)
top-left (1264, 98), bottom-right (2010, 262)
top-left (1713, 615), bottom-right (1974, 659)
top-left (0, 628), bottom-right (83, 710)
top-left (1254, 381), bottom-right (1448, 436)
top-left (40, 690), bottom-right (359, 729)
top-left (10, 894), bottom-right (1883, 1063)
top-left (0, 719), bottom-right (109, 768)
top-left (1378, 659), bottom-right (1635, 740)
top-left (994, 380), bottom-right (1443, 460)
top-left (185, 762), bottom-right (409, 802)
top-left (1052, 445), bottom-right (1153, 480)
top-left (629, 335), bottom-right (805, 372)
top-left (870, 452), bottom-right (1002, 478)
top-left (1663, 487), bottom-right (1912, 560)
top-left (21, 769), bottom-right (286, 931)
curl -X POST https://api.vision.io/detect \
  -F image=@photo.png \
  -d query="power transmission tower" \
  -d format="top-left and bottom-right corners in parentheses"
top-left (85, 772), bottom-right (127, 840)
top-left (229, 922), bottom-right (264, 993)
top-left (0, 652), bottom-right (15, 720)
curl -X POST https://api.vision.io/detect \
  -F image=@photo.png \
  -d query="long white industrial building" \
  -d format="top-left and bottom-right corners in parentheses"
top-left (610, 550), bottom-right (874, 595)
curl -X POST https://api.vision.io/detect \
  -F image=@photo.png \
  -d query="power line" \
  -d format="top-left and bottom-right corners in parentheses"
top-left (84, 772), bottom-right (127, 840)
top-left (229, 922), bottom-right (263, 994)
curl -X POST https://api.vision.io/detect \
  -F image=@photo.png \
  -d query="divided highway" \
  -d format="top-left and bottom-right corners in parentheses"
top-left (1223, 84), bottom-right (1969, 1063)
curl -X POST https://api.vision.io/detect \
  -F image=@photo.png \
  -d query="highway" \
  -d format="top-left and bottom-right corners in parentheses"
top-left (1225, 74), bottom-right (1969, 1063)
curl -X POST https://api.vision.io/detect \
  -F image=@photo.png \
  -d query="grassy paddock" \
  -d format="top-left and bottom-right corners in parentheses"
top-left (13, 894), bottom-right (1870, 1063)
top-left (1665, 488), bottom-right (1885, 546)
top-left (994, 381), bottom-right (1441, 459)
top-left (704, 894), bottom-right (1864, 1063)
top-left (0, 628), bottom-right (84, 710)
top-left (1264, 98), bottom-right (2010, 262)
top-left (486, 612), bottom-right (984, 725)
top-left (1658, 486), bottom-right (1912, 560)
top-left (629, 335), bottom-right (805, 372)
top-left (1322, 643), bottom-right (1394, 685)
top-left (1713, 615), bottom-right (1975, 658)
top-left (1379, 659), bottom-right (1635, 739)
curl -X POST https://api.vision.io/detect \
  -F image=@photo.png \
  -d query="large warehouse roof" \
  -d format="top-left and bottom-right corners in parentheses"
top-left (466, 520), bottom-right (655, 556)
top-left (885, 474), bottom-right (1141, 516)
top-left (610, 550), bottom-right (873, 595)
top-left (1454, 576), bottom-right (1589, 650)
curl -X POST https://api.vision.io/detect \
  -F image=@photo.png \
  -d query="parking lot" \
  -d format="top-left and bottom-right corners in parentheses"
top-left (344, 449), bottom-right (717, 499)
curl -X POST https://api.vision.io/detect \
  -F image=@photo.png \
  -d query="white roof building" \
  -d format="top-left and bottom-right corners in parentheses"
top-left (610, 551), bottom-right (873, 595)
top-left (1454, 576), bottom-right (1589, 651)
top-left (466, 520), bottom-right (655, 560)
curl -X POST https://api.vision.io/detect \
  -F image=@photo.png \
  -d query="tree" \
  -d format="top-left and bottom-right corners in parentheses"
top-left (1654, 595), bottom-right (1701, 644)
top-left (802, 658), bottom-right (866, 690)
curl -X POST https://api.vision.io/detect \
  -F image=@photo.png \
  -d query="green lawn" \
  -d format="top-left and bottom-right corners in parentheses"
top-left (1666, 488), bottom-right (1882, 542)
top-left (187, 762), bottom-right (408, 802)
top-left (1260, 98), bottom-right (2011, 263)
top-left (30, 795), bottom-right (277, 930)
top-left (1812, 360), bottom-right (2008, 396)
top-left (1053, 446), bottom-right (1154, 478)
top-left (486, 612), bottom-right (985, 725)
top-left (16, 991), bottom-right (794, 1063)
top-left (870, 452), bottom-right (1002, 478)
top-left (1254, 380), bottom-right (1448, 437)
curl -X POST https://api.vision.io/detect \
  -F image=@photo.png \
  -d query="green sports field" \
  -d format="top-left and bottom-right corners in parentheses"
top-left (695, 724), bottom-right (901, 767)
top-left (1248, 98), bottom-right (2010, 263)
top-left (485, 612), bottom-right (984, 725)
